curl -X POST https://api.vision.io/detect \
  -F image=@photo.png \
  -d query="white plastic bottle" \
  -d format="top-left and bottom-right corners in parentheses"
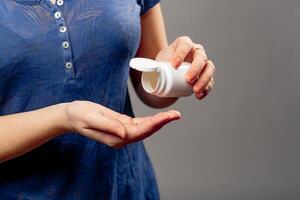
top-left (129, 57), bottom-right (194, 98)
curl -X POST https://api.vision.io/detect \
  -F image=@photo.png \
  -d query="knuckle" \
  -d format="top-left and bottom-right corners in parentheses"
top-left (199, 59), bottom-right (207, 69)
top-left (176, 45), bottom-right (190, 58)
top-left (181, 42), bottom-right (191, 51)
top-left (194, 44), bottom-right (206, 53)
top-left (202, 52), bottom-right (208, 61)
top-left (211, 65), bottom-right (216, 74)
top-left (195, 43), bottom-right (205, 49)
top-left (194, 49), bottom-right (207, 63)
top-left (177, 53), bottom-right (185, 61)
top-left (177, 36), bottom-right (193, 45)
top-left (181, 35), bottom-right (192, 42)
top-left (208, 60), bottom-right (216, 72)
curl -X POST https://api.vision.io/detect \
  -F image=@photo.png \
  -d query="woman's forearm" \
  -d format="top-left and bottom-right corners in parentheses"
top-left (0, 99), bottom-right (183, 163)
top-left (0, 103), bottom-right (70, 163)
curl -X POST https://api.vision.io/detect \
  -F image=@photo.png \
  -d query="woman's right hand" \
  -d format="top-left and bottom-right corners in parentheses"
top-left (65, 101), bottom-right (181, 148)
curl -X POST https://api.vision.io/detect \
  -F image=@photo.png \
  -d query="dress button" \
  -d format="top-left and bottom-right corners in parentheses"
top-left (60, 26), bottom-right (67, 33)
top-left (62, 41), bottom-right (69, 49)
top-left (65, 62), bottom-right (73, 69)
top-left (54, 11), bottom-right (61, 19)
top-left (57, 0), bottom-right (64, 6)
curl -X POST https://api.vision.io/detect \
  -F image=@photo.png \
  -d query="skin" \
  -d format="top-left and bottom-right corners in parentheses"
top-left (0, 2), bottom-right (215, 163)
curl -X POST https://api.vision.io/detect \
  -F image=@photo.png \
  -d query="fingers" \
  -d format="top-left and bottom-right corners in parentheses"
top-left (170, 36), bottom-right (193, 68)
top-left (195, 77), bottom-right (214, 100)
top-left (126, 110), bottom-right (181, 141)
top-left (186, 44), bottom-right (208, 83)
top-left (82, 128), bottom-right (125, 149)
top-left (82, 110), bottom-right (181, 149)
top-left (193, 60), bottom-right (215, 94)
top-left (86, 113), bottom-right (127, 139)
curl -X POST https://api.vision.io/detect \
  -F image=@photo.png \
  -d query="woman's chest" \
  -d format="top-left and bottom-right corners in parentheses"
top-left (0, 0), bottom-right (142, 69)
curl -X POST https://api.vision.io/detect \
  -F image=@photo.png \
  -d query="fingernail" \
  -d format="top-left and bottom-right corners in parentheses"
top-left (168, 111), bottom-right (181, 120)
top-left (203, 88), bottom-right (209, 95)
top-left (197, 92), bottom-right (205, 99)
top-left (174, 111), bottom-right (182, 118)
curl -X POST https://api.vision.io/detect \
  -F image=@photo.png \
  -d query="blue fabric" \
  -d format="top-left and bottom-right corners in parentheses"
top-left (0, 0), bottom-right (161, 199)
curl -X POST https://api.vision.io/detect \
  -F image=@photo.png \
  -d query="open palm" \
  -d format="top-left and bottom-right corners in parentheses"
top-left (66, 101), bottom-right (181, 148)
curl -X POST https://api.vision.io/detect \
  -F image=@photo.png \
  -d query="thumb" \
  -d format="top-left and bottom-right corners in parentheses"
top-left (126, 110), bottom-right (181, 141)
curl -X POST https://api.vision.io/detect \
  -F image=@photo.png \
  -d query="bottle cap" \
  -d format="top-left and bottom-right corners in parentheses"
top-left (129, 57), bottom-right (159, 72)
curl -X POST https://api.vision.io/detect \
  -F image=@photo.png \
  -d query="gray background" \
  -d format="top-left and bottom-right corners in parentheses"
top-left (128, 0), bottom-right (300, 200)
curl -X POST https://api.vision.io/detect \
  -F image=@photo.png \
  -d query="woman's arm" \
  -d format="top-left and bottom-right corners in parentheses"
top-left (130, 4), bottom-right (178, 108)
top-left (0, 101), bottom-right (181, 163)
top-left (0, 103), bottom-right (69, 163)
top-left (131, 3), bottom-right (216, 108)
top-left (130, 4), bottom-right (179, 109)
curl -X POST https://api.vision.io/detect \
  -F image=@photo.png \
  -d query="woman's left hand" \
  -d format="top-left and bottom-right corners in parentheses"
top-left (155, 36), bottom-right (216, 100)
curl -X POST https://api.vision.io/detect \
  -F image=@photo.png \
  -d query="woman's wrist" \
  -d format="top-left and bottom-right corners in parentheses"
top-left (45, 102), bottom-right (72, 136)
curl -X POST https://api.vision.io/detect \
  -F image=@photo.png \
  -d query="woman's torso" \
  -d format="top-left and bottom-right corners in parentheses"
top-left (0, 0), bottom-right (159, 199)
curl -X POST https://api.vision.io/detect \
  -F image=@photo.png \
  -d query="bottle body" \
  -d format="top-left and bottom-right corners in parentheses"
top-left (141, 62), bottom-right (194, 97)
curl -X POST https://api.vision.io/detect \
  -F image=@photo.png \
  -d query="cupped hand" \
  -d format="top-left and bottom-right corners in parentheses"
top-left (65, 101), bottom-right (181, 148)
top-left (155, 36), bottom-right (216, 100)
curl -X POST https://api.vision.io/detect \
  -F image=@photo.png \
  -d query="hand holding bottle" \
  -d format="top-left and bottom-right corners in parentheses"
top-left (137, 36), bottom-right (216, 100)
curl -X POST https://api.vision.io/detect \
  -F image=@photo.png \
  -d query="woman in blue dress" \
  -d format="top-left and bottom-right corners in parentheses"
top-left (0, 0), bottom-right (215, 199)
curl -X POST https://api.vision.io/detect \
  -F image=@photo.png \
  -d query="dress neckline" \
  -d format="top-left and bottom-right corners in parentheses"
top-left (50, 0), bottom-right (56, 5)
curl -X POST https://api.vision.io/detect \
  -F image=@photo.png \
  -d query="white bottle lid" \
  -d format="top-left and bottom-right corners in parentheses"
top-left (129, 57), bottom-right (159, 72)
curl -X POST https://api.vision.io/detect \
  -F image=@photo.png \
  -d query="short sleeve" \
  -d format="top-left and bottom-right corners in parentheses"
top-left (138, 0), bottom-right (161, 16)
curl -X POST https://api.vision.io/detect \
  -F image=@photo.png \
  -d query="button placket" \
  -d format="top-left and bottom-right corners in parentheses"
top-left (65, 62), bottom-right (73, 69)
top-left (59, 26), bottom-right (67, 33)
top-left (46, 0), bottom-right (76, 78)
top-left (56, 0), bottom-right (64, 6)
top-left (62, 41), bottom-right (69, 49)
top-left (54, 11), bottom-right (61, 19)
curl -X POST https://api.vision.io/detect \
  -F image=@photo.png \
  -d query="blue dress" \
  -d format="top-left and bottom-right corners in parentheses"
top-left (0, 0), bottom-right (161, 199)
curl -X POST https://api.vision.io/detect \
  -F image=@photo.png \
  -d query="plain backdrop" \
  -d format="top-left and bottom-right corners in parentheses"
top-left (128, 0), bottom-right (300, 199)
